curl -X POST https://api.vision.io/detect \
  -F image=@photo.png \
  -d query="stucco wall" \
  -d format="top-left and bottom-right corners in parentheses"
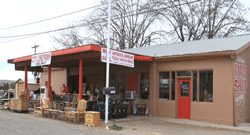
top-left (235, 45), bottom-right (250, 125)
top-left (150, 57), bottom-right (234, 125)
top-left (40, 68), bottom-right (67, 94)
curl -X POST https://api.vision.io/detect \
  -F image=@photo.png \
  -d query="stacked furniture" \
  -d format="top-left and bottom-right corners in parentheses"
top-left (85, 111), bottom-right (100, 127)
top-left (10, 90), bottom-right (29, 113)
top-left (110, 95), bottom-right (127, 119)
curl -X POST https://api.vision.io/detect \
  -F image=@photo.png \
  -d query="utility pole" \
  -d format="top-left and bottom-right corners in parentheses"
top-left (32, 44), bottom-right (40, 54)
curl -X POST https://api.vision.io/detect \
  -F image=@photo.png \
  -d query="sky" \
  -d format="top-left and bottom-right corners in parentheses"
top-left (0, 0), bottom-right (249, 81)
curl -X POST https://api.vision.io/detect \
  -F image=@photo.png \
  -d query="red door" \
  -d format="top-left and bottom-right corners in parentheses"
top-left (127, 73), bottom-right (138, 92)
top-left (178, 79), bottom-right (191, 119)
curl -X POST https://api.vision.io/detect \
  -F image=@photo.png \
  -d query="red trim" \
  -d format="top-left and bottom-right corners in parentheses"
top-left (11, 44), bottom-right (154, 63)
top-left (24, 65), bottom-right (28, 90)
top-left (79, 58), bottom-right (83, 100)
top-left (47, 65), bottom-right (51, 98)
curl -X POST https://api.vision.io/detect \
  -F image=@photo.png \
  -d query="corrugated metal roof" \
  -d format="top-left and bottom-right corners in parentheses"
top-left (123, 35), bottom-right (250, 57)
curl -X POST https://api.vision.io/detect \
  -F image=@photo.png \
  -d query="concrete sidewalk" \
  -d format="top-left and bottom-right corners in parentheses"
top-left (105, 115), bottom-right (250, 133)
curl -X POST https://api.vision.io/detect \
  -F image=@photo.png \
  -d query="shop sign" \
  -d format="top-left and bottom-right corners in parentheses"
top-left (31, 52), bottom-right (51, 67)
top-left (234, 63), bottom-right (247, 93)
top-left (101, 48), bottom-right (134, 68)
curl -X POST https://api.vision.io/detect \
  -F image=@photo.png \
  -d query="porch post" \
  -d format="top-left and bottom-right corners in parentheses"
top-left (24, 65), bottom-right (28, 90)
top-left (48, 65), bottom-right (51, 98)
top-left (79, 58), bottom-right (83, 100)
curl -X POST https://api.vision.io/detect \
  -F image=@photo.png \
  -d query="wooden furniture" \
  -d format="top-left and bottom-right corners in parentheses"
top-left (85, 111), bottom-right (100, 127)
top-left (135, 99), bottom-right (148, 116)
top-left (47, 102), bottom-right (66, 120)
top-left (65, 99), bottom-right (87, 123)
top-left (34, 98), bottom-right (50, 117)
top-left (124, 103), bottom-right (131, 115)
top-left (64, 94), bottom-right (78, 107)
top-left (10, 99), bottom-right (29, 112)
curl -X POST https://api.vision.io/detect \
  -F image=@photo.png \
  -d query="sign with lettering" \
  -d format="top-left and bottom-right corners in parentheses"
top-left (101, 48), bottom-right (134, 68)
top-left (31, 52), bottom-right (52, 67)
top-left (234, 63), bottom-right (247, 93)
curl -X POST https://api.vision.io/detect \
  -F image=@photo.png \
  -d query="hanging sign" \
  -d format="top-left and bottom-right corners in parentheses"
top-left (31, 52), bottom-right (52, 67)
top-left (101, 48), bottom-right (134, 68)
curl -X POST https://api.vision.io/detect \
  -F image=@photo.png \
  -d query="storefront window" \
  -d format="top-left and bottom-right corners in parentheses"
top-left (199, 70), bottom-right (213, 102)
top-left (159, 72), bottom-right (169, 100)
top-left (117, 74), bottom-right (127, 95)
top-left (171, 72), bottom-right (175, 100)
top-left (140, 73), bottom-right (149, 99)
top-left (109, 74), bottom-right (116, 87)
top-left (193, 71), bottom-right (197, 101)
top-left (177, 71), bottom-right (191, 76)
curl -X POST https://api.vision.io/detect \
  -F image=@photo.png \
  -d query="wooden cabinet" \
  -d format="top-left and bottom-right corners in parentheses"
top-left (85, 111), bottom-right (100, 127)
top-left (10, 99), bottom-right (29, 112)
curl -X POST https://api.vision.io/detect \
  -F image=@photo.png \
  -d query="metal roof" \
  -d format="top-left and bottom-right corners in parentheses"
top-left (123, 35), bottom-right (250, 57)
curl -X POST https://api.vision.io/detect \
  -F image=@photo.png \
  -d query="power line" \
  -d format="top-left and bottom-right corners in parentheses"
top-left (0, 38), bottom-right (27, 55)
top-left (0, 0), bottom-right (201, 39)
top-left (0, 0), bottom-right (118, 31)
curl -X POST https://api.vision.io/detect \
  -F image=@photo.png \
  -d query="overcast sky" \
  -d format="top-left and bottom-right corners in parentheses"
top-left (0, 0), bottom-right (249, 81)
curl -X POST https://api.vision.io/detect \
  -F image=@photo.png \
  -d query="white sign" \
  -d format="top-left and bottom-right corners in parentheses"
top-left (101, 48), bottom-right (134, 68)
top-left (31, 52), bottom-right (52, 67)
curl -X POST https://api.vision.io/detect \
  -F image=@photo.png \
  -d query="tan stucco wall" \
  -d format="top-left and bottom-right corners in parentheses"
top-left (235, 45), bottom-right (250, 125)
top-left (40, 68), bottom-right (67, 94)
top-left (150, 57), bottom-right (235, 125)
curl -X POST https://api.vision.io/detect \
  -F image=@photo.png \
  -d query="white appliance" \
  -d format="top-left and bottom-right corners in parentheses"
top-left (125, 91), bottom-right (137, 99)
top-left (40, 86), bottom-right (48, 102)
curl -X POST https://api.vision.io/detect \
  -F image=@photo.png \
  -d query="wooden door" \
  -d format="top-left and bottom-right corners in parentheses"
top-left (127, 73), bottom-right (138, 92)
top-left (178, 79), bottom-right (191, 119)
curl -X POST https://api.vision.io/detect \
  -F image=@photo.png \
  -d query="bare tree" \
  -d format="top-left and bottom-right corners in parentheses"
top-left (156, 0), bottom-right (250, 42)
top-left (52, 0), bottom-right (165, 50)
top-left (51, 22), bottom-right (85, 50)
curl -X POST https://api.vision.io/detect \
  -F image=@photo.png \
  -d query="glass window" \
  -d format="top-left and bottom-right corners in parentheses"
top-left (171, 72), bottom-right (175, 100)
top-left (180, 82), bottom-right (189, 97)
top-left (177, 71), bottom-right (191, 76)
top-left (117, 74), bottom-right (126, 95)
top-left (193, 71), bottom-right (197, 101)
top-left (199, 70), bottom-right (213, 102)
top-left (159, 72), bottom-right (169, 99)
top-left (109, 74), bottom-right (116, 87)
top-left (140, 73), bottom-right (149, 99)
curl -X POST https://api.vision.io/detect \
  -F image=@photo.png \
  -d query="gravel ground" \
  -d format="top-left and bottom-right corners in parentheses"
top-left (0, 110), bottom-right (250, 135)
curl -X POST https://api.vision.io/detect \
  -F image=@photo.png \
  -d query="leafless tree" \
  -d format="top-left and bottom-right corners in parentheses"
top-left (52, 0), bottom-right (165, 50)
top-left (156, 0), bottom-right (250, 42)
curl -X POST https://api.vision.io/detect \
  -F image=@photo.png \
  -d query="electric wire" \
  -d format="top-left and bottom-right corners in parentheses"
top-left (0, 0), bottom-right (201, 40)
top-left (0, 0), bottom-right (119, 31)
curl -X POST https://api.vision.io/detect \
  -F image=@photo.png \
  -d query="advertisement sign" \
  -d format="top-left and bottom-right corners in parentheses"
top-left (101, 48), bottom-right (134, 68)
top-left (31, 52), bottom-right (51, 67)
top-left (234, 63), bottom-right (247, 94)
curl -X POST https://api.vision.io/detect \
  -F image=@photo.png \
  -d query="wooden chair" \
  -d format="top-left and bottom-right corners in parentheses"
top-left (64, 94), bottom-right (78, 108)
top-left (34, 98), bottom-right (50, 117)
top-left (135, 98), bottom-right (148, 116)
top-left (65, 99), bottom-right (87, 123)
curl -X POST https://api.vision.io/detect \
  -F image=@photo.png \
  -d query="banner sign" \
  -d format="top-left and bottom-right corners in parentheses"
top-left (101, 48), bottom-right (134, 68)
top-left (31, 52), bottom-right (52, 67)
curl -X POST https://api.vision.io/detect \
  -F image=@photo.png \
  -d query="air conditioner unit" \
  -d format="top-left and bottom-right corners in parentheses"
top-left (125, 91), bottom-right (137, 99)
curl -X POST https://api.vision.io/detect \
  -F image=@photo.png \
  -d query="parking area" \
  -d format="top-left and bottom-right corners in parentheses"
top-left (1, 109), bottom-right (250, 135)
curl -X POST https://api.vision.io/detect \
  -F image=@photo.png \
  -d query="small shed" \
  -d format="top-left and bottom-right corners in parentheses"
top-left (14, 78), bottom-right (24, 99)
